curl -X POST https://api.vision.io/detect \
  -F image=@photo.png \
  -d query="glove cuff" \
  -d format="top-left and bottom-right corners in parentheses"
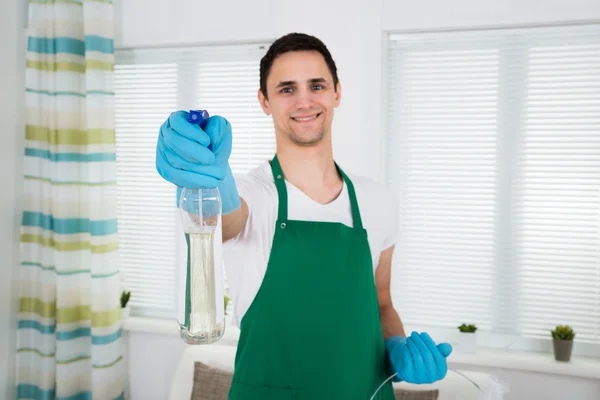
top-left (385, 336), bottom-right (406, 382)
top-left (219, 165), bottom-right (241, 215)
top-left (385, 336), bottom-right (406, 354)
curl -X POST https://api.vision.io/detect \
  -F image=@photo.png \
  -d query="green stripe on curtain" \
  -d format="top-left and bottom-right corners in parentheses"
top-left (19, 299), bottom-right (121, 327)
top-left (25, 88), bottom-right (115, 97)
top-left (26, 126), bottom-right (115, 145)
top-left (20, 234), bottom-right (119, 253)
top-left (23, 176), bottom-right (117, 186)
top-left (26, 60), bottom-right (113, 72)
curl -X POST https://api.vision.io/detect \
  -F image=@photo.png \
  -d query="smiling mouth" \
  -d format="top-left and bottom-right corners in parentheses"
top-left (291, 113), bottom-right (322, 122)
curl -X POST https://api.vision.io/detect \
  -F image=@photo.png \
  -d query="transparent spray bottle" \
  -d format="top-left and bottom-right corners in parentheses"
top-left (177, 109), bottom-right (226, 345)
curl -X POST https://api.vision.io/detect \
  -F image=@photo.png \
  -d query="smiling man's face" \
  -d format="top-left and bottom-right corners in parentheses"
top-left (258, 50), bottom-right (342, 147)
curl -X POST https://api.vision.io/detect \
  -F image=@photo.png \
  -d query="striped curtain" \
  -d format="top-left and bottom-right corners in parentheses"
top-left (16, 1), bottom-right (125, 399)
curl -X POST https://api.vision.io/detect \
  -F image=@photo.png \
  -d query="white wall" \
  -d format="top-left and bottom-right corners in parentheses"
top-left (114, 0), bottom-right (600, 399)
top-left (0, 0), bottom-right (27, 398)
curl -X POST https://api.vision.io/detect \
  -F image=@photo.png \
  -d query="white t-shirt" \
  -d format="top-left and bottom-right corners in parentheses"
top-left (223, 160), bottom-right (399, 328)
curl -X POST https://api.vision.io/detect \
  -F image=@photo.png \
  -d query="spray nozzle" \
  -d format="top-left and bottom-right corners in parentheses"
top-left (188, 109), bottom-right (210, 129)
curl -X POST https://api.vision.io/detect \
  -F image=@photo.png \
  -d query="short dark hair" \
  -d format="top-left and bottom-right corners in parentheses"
top-left (259, 33), bottom-right (339, 99)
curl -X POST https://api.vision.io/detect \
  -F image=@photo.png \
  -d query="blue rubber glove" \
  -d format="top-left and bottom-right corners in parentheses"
top-left (385, 331), bottom-right (453, 384)
top-left (156, 110), bottom-right (241, 215)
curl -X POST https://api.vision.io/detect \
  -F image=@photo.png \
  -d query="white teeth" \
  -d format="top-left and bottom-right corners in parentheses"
top-left (293, 114), bottom-right (318, 122)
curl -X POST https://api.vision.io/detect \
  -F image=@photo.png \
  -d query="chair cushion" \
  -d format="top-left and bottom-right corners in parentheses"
top-left (394, 386), bottom-right (439, 400)
top-left (191, 361), bottom-right (439, 400)
top-left (191, 362), bottom-right (233, 400)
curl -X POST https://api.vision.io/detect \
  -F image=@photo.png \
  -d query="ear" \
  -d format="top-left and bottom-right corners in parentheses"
top-left (334, 81), bottom-right (342, 108)
top-left (257, 88), bottom-right (271, 115)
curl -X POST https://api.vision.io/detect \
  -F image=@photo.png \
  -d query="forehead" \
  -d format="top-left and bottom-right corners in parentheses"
top-left (267, 51), bottom-right (332, 84)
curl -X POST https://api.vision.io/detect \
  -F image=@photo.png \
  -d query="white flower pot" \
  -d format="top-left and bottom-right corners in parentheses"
top-left (121, 306), bottom-right (130, 320)
top-left (457, 332), bottom-right (477, 353)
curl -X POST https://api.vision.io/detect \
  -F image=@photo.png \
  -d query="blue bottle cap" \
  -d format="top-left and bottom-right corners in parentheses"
top-left (188, 109), bottom-right (210, 129)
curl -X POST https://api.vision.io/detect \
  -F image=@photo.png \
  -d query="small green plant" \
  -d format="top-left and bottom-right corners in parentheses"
top-left (121, 290), bottom-right (131, 308)
top-left (458, 323), bottom-right (478, 333)
top-left (224, 295), bottom-right (230, 315)
top-left (551, 325), bottom-right (575, 341)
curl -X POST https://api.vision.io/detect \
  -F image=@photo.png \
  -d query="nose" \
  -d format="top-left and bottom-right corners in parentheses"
top-left (294, 87), bottom-right (314, 110)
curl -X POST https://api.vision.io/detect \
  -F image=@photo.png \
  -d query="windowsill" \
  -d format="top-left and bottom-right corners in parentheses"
top-left (122, 316), bottom-right (180, 336)
top-left (448, 347), bottom-right (600, 380)
top-left (122, 317), bottom-right (600, 381)
top-left (122, 316), bottom-right (241, 342)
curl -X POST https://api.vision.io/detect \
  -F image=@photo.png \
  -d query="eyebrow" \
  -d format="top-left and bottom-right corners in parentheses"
top-left (275, 78), bottom-right (328, 88)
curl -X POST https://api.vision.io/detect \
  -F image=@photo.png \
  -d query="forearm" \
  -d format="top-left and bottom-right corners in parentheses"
top-left (375, 245), bottom-right (405, 340)
top-left (222, 197), bottom-right (248, 242)
top-left (380, 304), bottom-right (406, 340)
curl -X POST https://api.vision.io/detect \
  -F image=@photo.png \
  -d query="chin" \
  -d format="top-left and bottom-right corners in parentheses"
top-left (290, 132), bottom-right (325, 147)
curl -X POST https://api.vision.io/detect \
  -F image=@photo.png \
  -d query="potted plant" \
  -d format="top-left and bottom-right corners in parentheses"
top-left (457, 323), bottom-right (478, 353)
top-left (551, 325), bottom-right (575, 362)
top-left (120, 290), bottom-right (131, 320)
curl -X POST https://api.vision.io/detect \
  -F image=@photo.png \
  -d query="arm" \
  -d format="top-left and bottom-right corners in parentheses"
top-left (378, 247), bottom-right (453, 384)
top-left (375, 245), bottom-right (406, 339)
top-left (222, 196), bottom-right (249, 242)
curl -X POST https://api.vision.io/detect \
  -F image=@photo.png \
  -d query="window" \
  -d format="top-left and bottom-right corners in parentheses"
top-left (114, 43), bottom-right (273, 318)
top-left (385, 24), bottom-right (600, 351)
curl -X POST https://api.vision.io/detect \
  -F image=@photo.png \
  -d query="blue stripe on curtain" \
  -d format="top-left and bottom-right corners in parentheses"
top-left (58, 392), bottom-right (92, 400)
top-left (21, 212), bottom-right (118, 236)
top-left (17, 384), bottom-right (56, 400)
top-left (28, 36), bottom-right (114, 55)
top-left (25, 148), bottom-right (117, 162)
top-left (18, 320), bottom-right (56, 334)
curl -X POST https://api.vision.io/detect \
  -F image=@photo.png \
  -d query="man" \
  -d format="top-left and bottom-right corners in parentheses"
top-left (156, 33), bottom-right (452, 400)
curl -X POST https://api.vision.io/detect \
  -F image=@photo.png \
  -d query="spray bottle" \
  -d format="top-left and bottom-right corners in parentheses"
top-left (177, 109), bottom-right (226, 345)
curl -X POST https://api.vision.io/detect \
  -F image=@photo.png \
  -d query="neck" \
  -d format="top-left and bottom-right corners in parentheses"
top-left (275, 136), bottom-right (342, 204)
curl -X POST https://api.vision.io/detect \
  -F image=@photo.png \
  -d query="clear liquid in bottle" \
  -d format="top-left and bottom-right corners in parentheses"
top-left (178, 187), bottom-right (225, 345)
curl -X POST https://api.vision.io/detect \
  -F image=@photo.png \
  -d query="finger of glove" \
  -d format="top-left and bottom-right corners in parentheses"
top-left (438, 343), bottom-right (453, 358)
top-left (400, 340), bottom-right (414, 381)
top-left (204, 116), bottom-right (232, 158)
top-left (156, 151), bottom-right (222, 189)
top-left (409, 338), bottom-right (435, 383)
top-left (157, 147), bottom-right (225, 183)
top-left (418, 332), bottom-right (447, 374)
top-left (158, 165), bottom-right (221, 189)
top-left (412, 332), bottom-right (438, 380)
top-left (167, 110), bottom-right (211, 147)
top-left (407, 336), bottom-right (429, 383)
top-left (161, 121), bottom-right (215, 164)
top-left (158, 139), bottom-right (223, 178)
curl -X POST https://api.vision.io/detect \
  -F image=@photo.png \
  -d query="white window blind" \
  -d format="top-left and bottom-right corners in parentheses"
top-left (114, 43), bottom-right (273, 318)
top-left (385, 24), bottom-right (600, 347)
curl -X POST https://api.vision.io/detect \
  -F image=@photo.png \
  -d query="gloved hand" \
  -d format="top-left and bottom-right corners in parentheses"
top-left (385, 331), bottom-right (452, 384)
top-left (156, 110), bottom-right (241, 215)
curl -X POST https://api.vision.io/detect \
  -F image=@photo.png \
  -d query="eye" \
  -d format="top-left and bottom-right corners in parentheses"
top-left (280, 87), bottom-right (293, 93)
top-left (312, 84), bottom-right (324, 90)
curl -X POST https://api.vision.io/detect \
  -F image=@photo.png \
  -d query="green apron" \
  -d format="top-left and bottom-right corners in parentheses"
top-left (228, 155), bottom-right (395, 400)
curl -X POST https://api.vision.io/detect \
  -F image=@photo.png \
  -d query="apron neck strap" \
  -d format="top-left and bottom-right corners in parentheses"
top-left (269, 154), bottom-right (364, 230)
